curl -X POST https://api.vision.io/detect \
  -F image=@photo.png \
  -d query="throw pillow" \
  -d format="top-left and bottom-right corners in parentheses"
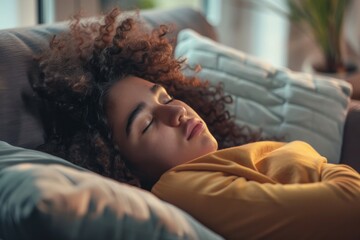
top-left (0, 141), bottom-right (223, 240)
top-left (175, 29), bottom-right (352, 163)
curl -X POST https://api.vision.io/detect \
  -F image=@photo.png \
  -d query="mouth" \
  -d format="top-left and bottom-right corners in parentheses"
top-left (186, 119), bottom-right (205, 140)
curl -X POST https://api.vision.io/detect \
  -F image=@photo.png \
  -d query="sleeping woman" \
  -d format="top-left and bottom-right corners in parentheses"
top-left (31, 8), bottom-right (360, 240)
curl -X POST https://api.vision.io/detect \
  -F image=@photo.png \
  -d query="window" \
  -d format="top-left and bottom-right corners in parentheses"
top-left (0, 0), bottom-right (37, 30)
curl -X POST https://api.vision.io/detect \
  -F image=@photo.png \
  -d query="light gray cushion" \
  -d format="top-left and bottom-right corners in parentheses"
top-left (175, 29), bottom-right (352, 163)
top-left (0, 141), bottom-right (223, 240)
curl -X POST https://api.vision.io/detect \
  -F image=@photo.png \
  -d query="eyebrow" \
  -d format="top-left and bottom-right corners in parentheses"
top-left (125, 84), bottom-right (162, 137)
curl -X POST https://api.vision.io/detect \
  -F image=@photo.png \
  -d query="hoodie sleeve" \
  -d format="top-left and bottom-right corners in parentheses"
top-left (152, 141), bottom-right (360, 240)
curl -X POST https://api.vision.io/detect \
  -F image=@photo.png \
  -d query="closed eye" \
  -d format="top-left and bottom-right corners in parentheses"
top-left (142, 97), bottom-right (174, 134)
top-left (142, 118), bottom-right (153, 134)
top-left (164, 97), bottom-right (174, 104)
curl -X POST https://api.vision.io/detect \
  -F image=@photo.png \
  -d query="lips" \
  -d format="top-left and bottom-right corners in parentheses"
top-left (186, 118), bottom-right (205, 140)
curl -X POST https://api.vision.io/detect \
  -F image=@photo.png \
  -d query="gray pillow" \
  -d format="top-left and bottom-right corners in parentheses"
top-left (0, 141), bottom-right (223, 240)
top-left (175, 29), bottom-right (352, 163)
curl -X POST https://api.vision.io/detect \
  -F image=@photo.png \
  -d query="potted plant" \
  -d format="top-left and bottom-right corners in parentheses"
top-left (286, 0), bottom-right (354, 75)
top-left (254, 0), bottom-right (354, 75)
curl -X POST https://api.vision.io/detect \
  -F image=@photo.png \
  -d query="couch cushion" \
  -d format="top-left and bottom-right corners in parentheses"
top-left (175, 29), bottom-right (352, 163)
top-left (340, 100), bottom-right (360, 171)
top-left (0, 23), bottom-right (67, 149)
top-left (0, 141), bottom-right (223, 240)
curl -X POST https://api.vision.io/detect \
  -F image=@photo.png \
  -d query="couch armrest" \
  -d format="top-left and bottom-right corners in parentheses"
top-left (340, 100), bottom-right (360, 172)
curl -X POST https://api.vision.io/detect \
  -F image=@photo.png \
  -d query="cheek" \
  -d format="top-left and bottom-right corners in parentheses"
top-left (126, 131), bottom-right (182, 170)
top-left (143, 130), bottom-right (183, 159)
top-left (122, 124), bottom-right (217, 174)
top-left (148, 128), bottom-right (217, 166)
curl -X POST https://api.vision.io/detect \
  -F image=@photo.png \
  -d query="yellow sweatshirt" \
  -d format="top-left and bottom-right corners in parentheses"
top-left (151, 141), bottom-right (360, 240)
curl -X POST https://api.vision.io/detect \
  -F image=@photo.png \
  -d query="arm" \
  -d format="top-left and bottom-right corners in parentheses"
top-left (153, 141), bottom-right (360, 240)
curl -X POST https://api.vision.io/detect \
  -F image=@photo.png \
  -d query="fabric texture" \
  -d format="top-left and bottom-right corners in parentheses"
top-left (175, 29), bottom-right (353, 163)
top-left (0, 141), bottom-right (223, 240)
top-left (152, 141), bottom-right (360, 240)
top-left (340, 100), bottom-right (360, 171)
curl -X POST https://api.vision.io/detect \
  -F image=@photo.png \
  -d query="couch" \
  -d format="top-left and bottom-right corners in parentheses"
top-left (0, 6), bottom-right (360, 239)
top-left (0, 8), bottom-right (360, 170)
top-left (2, 6), bottom-right (359, 170)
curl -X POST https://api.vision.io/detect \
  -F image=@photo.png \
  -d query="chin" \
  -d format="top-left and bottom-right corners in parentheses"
top-left (207, 134), bottom-right (218, 150)
top-left (201, 138), bottom-right (218, 155)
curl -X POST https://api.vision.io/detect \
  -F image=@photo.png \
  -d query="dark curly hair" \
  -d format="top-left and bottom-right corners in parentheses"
top-left (30, 8), bottom-right (262, 188)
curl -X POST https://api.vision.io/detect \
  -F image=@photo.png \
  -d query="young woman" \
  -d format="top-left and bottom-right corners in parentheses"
top-left (31, 8), bottom-right (360, 240)
top-left (31, 8), bottom-right (258, 188)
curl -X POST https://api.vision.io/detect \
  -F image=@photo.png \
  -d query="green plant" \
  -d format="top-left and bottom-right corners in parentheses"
top-left (137, 0), bottom-right (156, 9)
top-left (287, 0), bottom-right (352, 73)
top-left (255, 0), bottom-right (352, 73)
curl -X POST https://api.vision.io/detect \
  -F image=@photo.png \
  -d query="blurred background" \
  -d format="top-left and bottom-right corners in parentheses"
top-left (1, 0), bottom-right (360, 75)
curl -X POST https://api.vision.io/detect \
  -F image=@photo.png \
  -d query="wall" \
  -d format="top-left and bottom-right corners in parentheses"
top-left (209, 0), bottom-right (289, 68)
top-left (0, 0), bottom-right (37, 29)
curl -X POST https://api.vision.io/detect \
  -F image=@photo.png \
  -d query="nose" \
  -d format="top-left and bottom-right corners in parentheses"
top-left (154, 104), bottom-right (186, 126)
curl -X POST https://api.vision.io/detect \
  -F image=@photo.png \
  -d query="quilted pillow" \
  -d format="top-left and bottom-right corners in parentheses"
top-left (175, 29), bottom-right (352, 163)
top-left (0, 141), bottom-right (223, 240)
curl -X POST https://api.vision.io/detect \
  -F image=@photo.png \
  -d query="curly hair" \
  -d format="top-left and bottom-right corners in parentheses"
top-left (30, 8), bottom-right (262, 188)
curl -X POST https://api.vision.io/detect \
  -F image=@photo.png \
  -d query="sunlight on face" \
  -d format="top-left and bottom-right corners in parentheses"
top-left (107, 76), bottom-right (218, 185)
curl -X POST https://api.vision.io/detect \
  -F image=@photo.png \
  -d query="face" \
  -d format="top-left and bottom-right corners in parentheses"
top-left (107, 76), bottom-right (218, 185)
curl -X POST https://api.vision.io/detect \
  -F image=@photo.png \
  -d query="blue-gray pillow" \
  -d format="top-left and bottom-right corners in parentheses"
top-left (0, 141), bottom-right (223, 240)
top-left (175, 29), bottom-right (352, 163)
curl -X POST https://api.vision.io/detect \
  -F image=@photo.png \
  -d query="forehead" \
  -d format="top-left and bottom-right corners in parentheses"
top-left (108, 75), bottom-right (154, 112)
top-left (110, 76), bottom-right (154, 97)
top-left (110, 76), bottom-right (154, 104)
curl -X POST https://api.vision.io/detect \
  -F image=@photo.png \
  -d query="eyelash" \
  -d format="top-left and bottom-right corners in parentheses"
top-left (141, 96), bottom-right (174, 134)
top-left (164, 97), bottom-right (174, 104)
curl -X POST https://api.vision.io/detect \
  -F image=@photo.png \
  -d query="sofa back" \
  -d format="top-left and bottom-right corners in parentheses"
top-left (0, 7), bottom-right (216, 149)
